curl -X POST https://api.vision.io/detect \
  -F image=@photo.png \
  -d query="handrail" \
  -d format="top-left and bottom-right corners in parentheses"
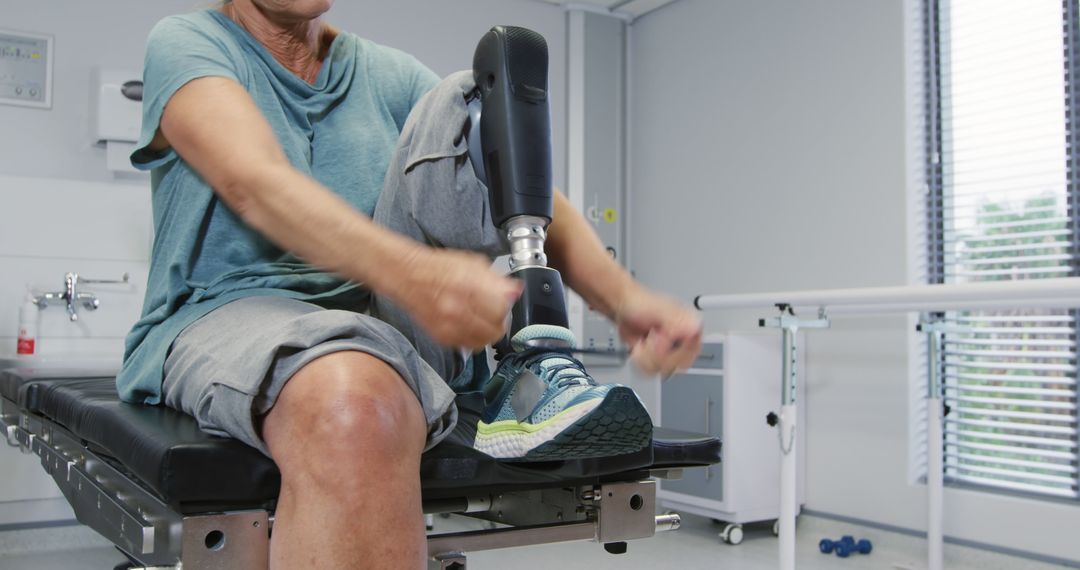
top-left (694, 276), bottom-right (1080, 315)
top-left (692, 275), bottom-right (1080, 570)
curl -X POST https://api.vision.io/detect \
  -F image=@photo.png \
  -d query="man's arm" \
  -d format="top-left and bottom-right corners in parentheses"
top-left (546, 191), bottom-right (702, 375)
top-left (155, 76), bottom-right (520, 349)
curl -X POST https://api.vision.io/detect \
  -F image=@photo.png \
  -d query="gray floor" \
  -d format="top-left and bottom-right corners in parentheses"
top-left (0, 513), bottom-right (1071, 569)
top-left (0, 524), bottom-right (131, 569)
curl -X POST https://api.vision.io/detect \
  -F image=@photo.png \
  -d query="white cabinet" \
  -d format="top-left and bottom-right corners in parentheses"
top-left (658, 331), bottom-right (805, 542)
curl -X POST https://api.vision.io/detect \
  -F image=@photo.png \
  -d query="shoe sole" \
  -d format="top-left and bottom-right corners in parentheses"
top-left (474, 386), bottom-right (653, 462)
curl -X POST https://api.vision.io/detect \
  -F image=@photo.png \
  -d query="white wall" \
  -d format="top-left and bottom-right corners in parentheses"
top-left (0, 0), bottom-right (567, 186)
top-left (627, 0), bottom-right (1080, 563)
top-left (0, 0), bottom-right (566, 527)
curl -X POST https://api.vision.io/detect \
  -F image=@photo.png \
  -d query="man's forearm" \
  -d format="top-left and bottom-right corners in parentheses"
top-left (227, 162), bottom-right (423, 293)
top-left (157, 76), bottom-right (425, 297)
top-left (545, 191), bottom-right (639, 319)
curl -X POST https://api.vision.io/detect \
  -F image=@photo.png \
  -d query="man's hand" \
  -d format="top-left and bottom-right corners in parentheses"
top-left (388, 247), bottom-right (523, 350)
top-left (616, 285), bottom-right (703, 377)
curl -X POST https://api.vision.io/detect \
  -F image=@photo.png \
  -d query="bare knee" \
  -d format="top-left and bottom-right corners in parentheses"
top-left (262, 351), bottom-right (427, 484)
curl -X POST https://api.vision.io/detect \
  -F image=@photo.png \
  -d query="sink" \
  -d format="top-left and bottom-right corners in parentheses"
top-left (0, 353), bottom-right (122, 377)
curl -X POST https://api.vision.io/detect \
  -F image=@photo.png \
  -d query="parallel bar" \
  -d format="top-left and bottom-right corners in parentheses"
top-left (926, 325), bottom-right (945, 570)
top-left (778, 405), bottom-right (797, 570)
top-left (760, 314), bottom-right (828, 570)
top-left (695, 277), bottom-right (1080, 570)
top-left (695, 277), bottom-right (1080, 314)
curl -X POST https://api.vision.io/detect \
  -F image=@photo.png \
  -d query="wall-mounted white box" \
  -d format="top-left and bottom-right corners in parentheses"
top-left (91, 68), bottom-right (141, 143)
top-left (90, 68), bottom-right (142, 173)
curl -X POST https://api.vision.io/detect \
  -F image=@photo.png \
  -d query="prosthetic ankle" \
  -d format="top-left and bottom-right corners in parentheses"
top-left (467, 26), bottom-right (571, 354)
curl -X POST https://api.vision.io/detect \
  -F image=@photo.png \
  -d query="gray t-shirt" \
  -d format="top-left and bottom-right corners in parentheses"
top-left (118, 10), bottom-right (439, 404)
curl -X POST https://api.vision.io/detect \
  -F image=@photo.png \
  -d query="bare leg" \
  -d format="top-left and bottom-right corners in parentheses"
top-left (260, 351), bottom-right (428, 569)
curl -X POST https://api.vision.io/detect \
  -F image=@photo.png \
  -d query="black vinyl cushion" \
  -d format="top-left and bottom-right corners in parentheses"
top-left (1, 369), bottom-right (720, 510)
top-left (0, 367), bottom-right (116, 412)
top-left (5, 372), bottom-right (280, 509)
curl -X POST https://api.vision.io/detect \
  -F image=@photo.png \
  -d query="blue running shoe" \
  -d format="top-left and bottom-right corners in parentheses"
top-left (473, 325), bottom-right (652, 461)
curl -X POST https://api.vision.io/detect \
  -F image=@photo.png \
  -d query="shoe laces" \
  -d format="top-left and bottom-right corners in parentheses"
top-left (517, 349), bottom-right (594, 390)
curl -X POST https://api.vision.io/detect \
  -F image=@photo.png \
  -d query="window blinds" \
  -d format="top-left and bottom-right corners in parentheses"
top-left (926, 0), bottom-right (1080, 498)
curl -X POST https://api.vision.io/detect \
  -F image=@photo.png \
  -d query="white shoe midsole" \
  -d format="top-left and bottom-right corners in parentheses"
top-left (474, 399), bottom-right (603, 458)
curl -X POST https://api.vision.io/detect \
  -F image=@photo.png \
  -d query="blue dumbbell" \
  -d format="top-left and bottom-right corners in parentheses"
top-left (835, 535), bottom-right (872, 557)
top-left (819, 535), bottom-right (872, 557)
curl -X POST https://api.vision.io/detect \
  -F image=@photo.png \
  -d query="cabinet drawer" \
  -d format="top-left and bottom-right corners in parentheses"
top-left (660, 372), bottom-right (723, 500)
top-left (661, 373), bottom-right (723, 438)
top-left (689, 342), bottom-right (723, 370)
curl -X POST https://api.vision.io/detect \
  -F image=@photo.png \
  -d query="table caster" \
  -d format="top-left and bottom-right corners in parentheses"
top-left (719, 523), bottom-right (744, 545)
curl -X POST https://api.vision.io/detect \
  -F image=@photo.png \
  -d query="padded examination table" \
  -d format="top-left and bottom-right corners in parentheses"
top-left (0, 367), bottom-right (721, 569)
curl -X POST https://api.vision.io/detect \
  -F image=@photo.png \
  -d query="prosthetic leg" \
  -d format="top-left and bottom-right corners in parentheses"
top-left (466, 26), bottom-right (571, 354)
top-left (463, 27), bottom-right (652, 462)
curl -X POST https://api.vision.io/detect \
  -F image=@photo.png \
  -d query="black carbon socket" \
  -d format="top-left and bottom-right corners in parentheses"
top-left (472, 26), bottom-right (553, 227)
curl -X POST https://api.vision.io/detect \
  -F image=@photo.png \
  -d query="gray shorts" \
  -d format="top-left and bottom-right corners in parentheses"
top-left (162, 296), bottom-right (460, 456)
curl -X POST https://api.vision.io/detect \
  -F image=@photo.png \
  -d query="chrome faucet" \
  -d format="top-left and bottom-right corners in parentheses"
top-left (34, 272), bottom-right (130, 322)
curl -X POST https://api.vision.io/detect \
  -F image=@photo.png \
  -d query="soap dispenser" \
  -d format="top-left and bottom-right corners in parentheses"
top-left (17, 287), bottom-right (38, 356)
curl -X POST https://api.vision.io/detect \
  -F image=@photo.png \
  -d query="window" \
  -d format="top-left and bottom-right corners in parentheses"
top-left (926, 0), bottom-right (1080, 498)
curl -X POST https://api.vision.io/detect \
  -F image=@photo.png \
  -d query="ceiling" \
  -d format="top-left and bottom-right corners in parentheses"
top-left (528, 0), bottom-right (683, 20)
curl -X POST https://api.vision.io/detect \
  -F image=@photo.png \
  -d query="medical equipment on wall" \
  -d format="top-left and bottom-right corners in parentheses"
top-left (0, 28), bottom-right (53, 108)
top-left (695, 277), bottom-right (1080, 570)
top-left (90, 68), bottom-right (142, 173)
top-left (658, 332), bottom-right (806, 545)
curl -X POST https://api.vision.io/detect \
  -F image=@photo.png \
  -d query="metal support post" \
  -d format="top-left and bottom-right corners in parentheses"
top-left (916, 318), bottom-right (958, 570)
top-left (760, 305), bottom-right (830, 570)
